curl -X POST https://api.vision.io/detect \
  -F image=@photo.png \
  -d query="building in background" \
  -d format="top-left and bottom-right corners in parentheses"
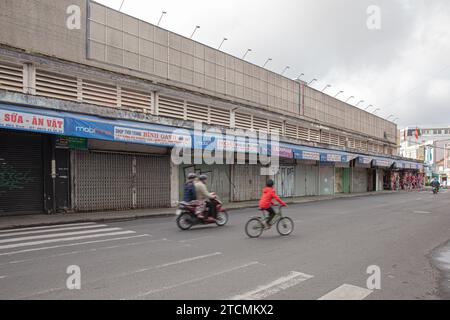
top-left (0, 0), bottom-right (422, 216)
top-left (400, 127), bottom-right (450, 184)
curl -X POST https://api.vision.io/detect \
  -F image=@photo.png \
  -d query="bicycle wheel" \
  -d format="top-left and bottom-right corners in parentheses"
top-left (245, 218), bottom-right (264, 238)
top-left (276, 217), bottom-right (294, 236)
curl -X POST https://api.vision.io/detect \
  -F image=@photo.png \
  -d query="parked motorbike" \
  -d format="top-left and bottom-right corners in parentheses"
top-left (176, 197), bottom-right (229, 230)
top-left (432, 186), bottom-right (439, 194)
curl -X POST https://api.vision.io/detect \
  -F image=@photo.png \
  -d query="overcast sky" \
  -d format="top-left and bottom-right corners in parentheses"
top-left (96, 0), bottom-right (450, 128)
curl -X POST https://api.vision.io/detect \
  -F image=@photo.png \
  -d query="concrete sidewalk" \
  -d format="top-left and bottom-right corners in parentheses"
top-left (0, 190), bottom-right (417, 230)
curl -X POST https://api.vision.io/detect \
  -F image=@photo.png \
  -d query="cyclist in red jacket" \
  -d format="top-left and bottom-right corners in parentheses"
top-left (259, 179), bottom-right (287, 229)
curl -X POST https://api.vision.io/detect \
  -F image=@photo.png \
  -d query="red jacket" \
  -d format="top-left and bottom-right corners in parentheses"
top-left (259, 187), bottom-right (286, 209)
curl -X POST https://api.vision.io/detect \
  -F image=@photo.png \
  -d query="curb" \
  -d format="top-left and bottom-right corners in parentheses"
top-left (0, 191), bottom-right (420, 230)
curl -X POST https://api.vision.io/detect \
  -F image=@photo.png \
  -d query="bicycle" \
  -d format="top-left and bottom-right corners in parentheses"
top-left (245, 205), bottom-right (294, 238)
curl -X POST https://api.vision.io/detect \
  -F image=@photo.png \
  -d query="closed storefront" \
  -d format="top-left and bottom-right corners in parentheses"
top-left (0, 129), bottom-right (46, 215)
top-left (180, 164), bottom-right (231, 203)
top-left (295, 162), bottom-right (319, 196)
top-left (72, 149), bottom-right (170, 211)
top-left (274, 166), bottom-right (295, 197)
top-left (335, 163), bottom-right (350, 194)
top-left (352, 167), bottom-right (369, 193)
top-left (232, 164), bottom-right (267, 202)
top-left (319, 164), bottom-right (335, 195)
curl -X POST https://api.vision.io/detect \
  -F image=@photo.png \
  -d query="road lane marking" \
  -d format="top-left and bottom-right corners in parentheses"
top-left (0, 234), bottom-right (151, 256)
top-left (0, 224), bottom-right (108, 238)
top-left (0, 276), bottom-right (6, 279)
top-left (128, 261), bottom-right (260, 300)
top-left (0, 231), bottom-right (136, 250)
top-left (15, 251), bottom-right (224, 299)
top-left (318, 284), bottom-right (372, 300)
top-left (413, 211), bottom-right (432, 214)
top-left (0, 237), bottom-right (163, 266)
top-left (230, 271), bottom-right (313, 300)
top-left (0, 227), bottom-right (123, 244)
top-left (178, 236), bottom-right (212, 243)
top-left (0, 222), bottom-right (96, 233)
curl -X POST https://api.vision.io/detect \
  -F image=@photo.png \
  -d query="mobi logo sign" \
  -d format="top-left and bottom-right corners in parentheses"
top-left (66, 5), bottom-right (81, 30)
top-left (171, 121), bottom-right (281, 176)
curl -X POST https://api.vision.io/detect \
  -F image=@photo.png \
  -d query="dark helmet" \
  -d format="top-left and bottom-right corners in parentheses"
top-left (266, 179), bottom-right (274, 187)
top-left (187, 173), bottom-right (197, 180)
top-left (199, 174), bottom-right (208, 181)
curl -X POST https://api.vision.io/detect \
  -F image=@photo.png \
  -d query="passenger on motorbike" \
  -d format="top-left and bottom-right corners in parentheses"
top-left (431, 178), bottom-right (440, 192)
top-left (183, 173), bottom-right (198, 203)
top-left (194, 175), bottom-right (217, 221)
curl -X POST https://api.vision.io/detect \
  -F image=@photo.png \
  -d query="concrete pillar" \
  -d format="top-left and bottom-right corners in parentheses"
top-left (170, 159), bottom-right (179, 207)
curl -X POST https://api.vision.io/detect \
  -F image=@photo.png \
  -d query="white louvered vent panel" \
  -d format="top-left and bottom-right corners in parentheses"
top-left (158, 96), bottom-right (184, 120)
top-left (285, 123), bottom-right (297, 139)
top-left (0, 62), bottom-right (23, 93)
top-left (35, 70), bottom-right (78, 101)
top-left (187, 102), bottom-right (209, 123)
top-left (339, 136), bottom-right (347, 147)
top-left (209, 107), bottom-right (230, 127)
top-left (82, 80), bottom-right (118, 108)
top-left (253, 116), bottom-right (268, 133)
top-left (361, 141), bottom-right (368, 151)
top-left (235, 113), bottom-right (252, 130)
top-left (321, 131), bottom-right (331, 145)
top-left (348, 138), bottom-right (355, 149)
top-left (330, 134), bottom-right (339, 146)
top-left (121, 88), bottom-right (152, 113)
top-left (355, 139), bottom-right (362, 149)
top-left (309, 129), bottom-right (320, 142)
top-left (298, 127), bottom-right (309, 141)
top-left (269, 120), bottom-right (283, 135)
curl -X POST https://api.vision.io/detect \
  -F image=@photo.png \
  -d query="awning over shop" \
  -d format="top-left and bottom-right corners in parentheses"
top-left (0, 103), bottom-right (424, 169)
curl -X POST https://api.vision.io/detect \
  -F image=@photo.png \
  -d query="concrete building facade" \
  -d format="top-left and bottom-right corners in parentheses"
top-left (0, 0), bottom-right (422, 216)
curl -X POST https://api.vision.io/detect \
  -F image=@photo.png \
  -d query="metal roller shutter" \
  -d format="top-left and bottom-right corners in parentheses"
top-left (135, 155), bottom-right (170, 208)
top-left (73, 150), bottom-right (170, 212)
top-left (232, 164), bottom-right (267, 202)
top-left (0, 130), bottom-right (44, 215)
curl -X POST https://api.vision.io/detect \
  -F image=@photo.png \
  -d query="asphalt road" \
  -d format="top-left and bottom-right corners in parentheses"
top-left (0, 190), bottom-right (449, 300)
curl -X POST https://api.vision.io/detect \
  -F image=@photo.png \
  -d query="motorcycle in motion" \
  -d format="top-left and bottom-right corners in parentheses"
top-left (432, 186), bottom-right (440, 194)
top-left (176, 196), bottom-right (229, 230)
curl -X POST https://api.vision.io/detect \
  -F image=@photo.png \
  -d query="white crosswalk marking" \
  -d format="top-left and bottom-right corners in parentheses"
top-left (318, 284), bottom-right (373, 300)
top-left (0, 222), bottom-right (96, 233)
top-left (230, 271), bottom-right (314, 300)
top-left (0, 222), bottom-right (144, 254)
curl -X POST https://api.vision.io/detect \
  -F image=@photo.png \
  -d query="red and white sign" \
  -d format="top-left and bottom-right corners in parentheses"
top-left (0, 110), bottom-right (64, 133)
top-left (114, 126), bottom-right (191, 147)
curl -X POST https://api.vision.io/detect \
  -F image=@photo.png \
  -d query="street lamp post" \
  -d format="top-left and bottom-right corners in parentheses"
top-left (334, 91), bottom-right (344, 98)
top-left (119, 0), bottom-right (125, 11)
top-left (263, 58), bottom-right (272, 68)
top-left (308, 79), bottom-right (318, 86)
top-left (297, 73), bottom-right (305, 81)
top-left (190, 26), bottom-right (200, 39)
top-left (157, 11), bottom-right (167, 26)
top-left (345, 96), bottom-right (355, 103)
top-left (356, 100), bottom-right (364, 107)
top-left (242, 49), bottom-right (252, 60)
top-left (281, 66), bottom-right (290, 76)
top-left (218, 38), bottom-right (228, 50)
top-left (364, 105), bottom-right (374, 111)
top-left (322, 84), bottom-right (331, 92)
top-left (387, 114), bottom-right (395, 120)
top-left (372, 108), bottom-right (381, 115)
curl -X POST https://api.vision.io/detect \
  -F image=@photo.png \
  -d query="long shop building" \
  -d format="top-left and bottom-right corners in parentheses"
top-left (0, 103), bottom-right (423, 216)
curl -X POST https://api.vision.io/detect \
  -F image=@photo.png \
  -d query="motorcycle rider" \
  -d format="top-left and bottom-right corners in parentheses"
top-left (183, 173), bottom-right (198, 203)
top-left (431, 178), bottom-right (440, 193)
top-left (259, 179), bottom-right (287, 229)
top-left (194, 175), bottom-right (217, 221)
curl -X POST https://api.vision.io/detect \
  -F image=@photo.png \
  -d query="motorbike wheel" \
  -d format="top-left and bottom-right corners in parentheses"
top-left (216, 211), bottom-right (229, 227)
top-left (176, 213), bottom-right (194, 230)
